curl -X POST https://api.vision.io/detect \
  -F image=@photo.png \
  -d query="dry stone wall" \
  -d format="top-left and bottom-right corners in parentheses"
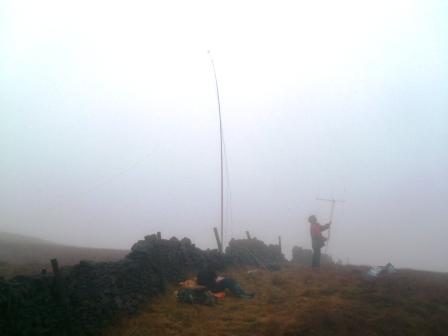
top-left (0, 234), bottom-right (284, 336)
top-left (226, 238), bottom-right (286, 268)
top-left (291, 245), bottom-right (333, 266)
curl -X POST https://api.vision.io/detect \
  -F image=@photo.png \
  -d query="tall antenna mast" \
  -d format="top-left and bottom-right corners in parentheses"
top-left (208, 51), bottom-right (224, 253)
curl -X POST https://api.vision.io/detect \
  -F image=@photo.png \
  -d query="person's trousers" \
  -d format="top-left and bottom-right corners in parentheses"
top-left (213, 278), bottom-right (247, 296)
top-left (312, 247), bottom-right (321, 268)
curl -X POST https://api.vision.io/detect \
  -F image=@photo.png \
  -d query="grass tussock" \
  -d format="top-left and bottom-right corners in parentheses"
top-left (105, 265), bottom-right (448, 336)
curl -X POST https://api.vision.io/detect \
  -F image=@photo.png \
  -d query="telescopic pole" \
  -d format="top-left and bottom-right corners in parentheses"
top-left (316, 197), bottom-right (344, 251)
top-left (209, 51), bottom-right (224, 253)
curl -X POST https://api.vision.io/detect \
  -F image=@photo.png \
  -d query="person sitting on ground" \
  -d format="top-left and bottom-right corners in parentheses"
top-left (309, 215), bottom-right (331, 268)
top-left (196, 267), bottom-right (254, 299)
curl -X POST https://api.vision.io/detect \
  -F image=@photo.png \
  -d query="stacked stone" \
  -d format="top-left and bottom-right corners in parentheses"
top-left (131, 235), bottom-right (231, 275)
top-left (65, 258), bottom-right (164, 335)
top-left (225, 238), bottom-right (286, 268)
top-left (128, 235), bottom-right (206, 281)
top-left (291, 245), bottom-right (333, 266)
top-left (291, 246), bottom-right (313, 265)
top-left (0, 234), bottom-right (267, 335)
top-left (0, 274), bottom-right (63, 336)
top-left (61, 235), bottom-right (229, 335)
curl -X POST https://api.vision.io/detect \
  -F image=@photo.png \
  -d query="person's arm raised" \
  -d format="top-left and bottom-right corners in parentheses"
top-left (321, 222), bottom-right (331, 231)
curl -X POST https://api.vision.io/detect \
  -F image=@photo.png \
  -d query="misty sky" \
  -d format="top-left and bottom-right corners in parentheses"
top-left (1, 0), bottom-right (447, 272)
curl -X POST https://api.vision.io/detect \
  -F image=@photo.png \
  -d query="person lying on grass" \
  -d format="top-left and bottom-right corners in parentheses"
top-left (196, 267), bottom-right (254, 299)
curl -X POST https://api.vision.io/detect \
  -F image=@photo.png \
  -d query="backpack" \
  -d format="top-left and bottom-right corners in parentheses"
top-left (176, 287), bottom-right (216, 306)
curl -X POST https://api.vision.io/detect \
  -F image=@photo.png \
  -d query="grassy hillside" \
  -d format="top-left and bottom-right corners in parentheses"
top-left (0, 232), bottom-right (128, 277)
top-left (105, 265), bottom-right (448, 336)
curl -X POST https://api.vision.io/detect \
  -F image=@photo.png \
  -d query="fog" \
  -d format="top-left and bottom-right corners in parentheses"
top-left (1, 0), bottom-right (447, 272)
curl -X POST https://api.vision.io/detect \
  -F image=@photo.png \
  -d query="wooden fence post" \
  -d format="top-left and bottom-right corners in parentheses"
top-left (213, 227), bottom-right (223, 253)
top-left (51, 259), bottom-right (73, 336)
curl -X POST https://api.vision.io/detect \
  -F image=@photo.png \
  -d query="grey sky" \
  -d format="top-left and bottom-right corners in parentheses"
top-left (1, 0), bottom-right (447, 271)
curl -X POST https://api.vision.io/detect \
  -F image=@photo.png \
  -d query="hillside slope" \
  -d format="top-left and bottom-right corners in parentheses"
top-left (0, 232), bottom-right (128, 276)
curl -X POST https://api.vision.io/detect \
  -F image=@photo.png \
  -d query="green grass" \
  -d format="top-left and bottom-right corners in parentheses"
top-left (105, 265), bottom-right (448, 336)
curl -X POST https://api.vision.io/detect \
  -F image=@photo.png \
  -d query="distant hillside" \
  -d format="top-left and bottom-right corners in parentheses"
top-left (0, 232), bottom-right (128, 273)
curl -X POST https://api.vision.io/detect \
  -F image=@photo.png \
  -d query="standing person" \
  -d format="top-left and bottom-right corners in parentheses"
top-left (309, 215), bottom-right (331, 268)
